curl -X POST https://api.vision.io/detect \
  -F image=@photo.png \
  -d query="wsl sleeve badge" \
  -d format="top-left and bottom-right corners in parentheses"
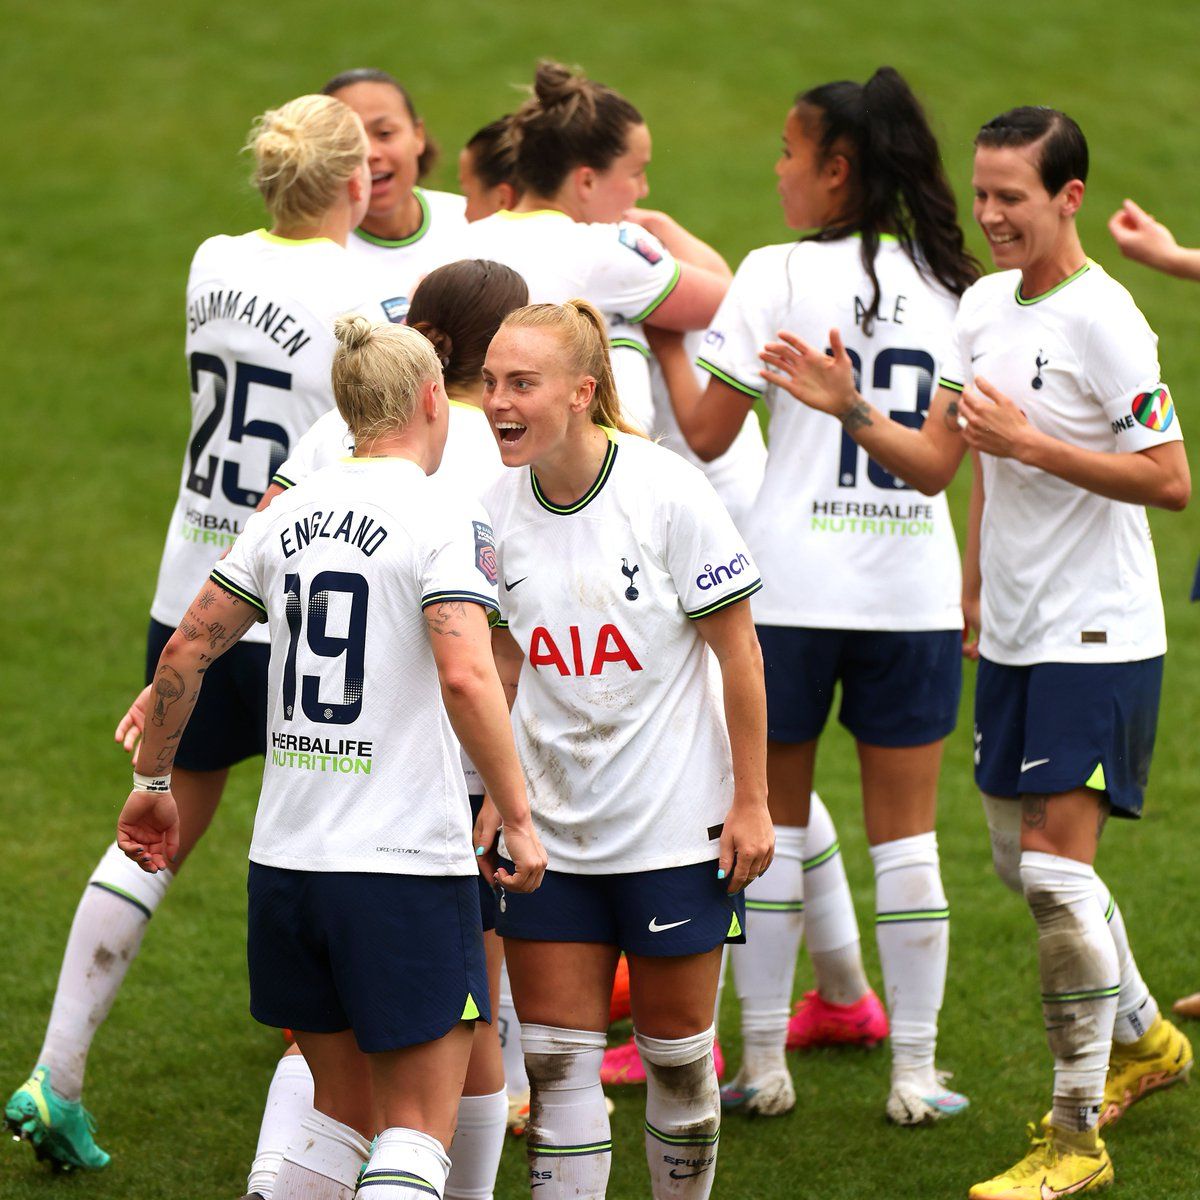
top-left (1132, 386), bottom-right (1175, 432)
top-left (618, 225), bottom-right (663, 265)
top-left (380, 296), bottom-right (409, 324)
top-left (473, 521), bottom-right (498, 585)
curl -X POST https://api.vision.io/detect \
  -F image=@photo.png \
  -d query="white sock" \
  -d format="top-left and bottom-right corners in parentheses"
top-left (497, 962), bottom-right (528, 1097)
top-left (731, 825), bottom-right (805, 1078)
top-left (276, 1109), bottom-right (370, 1199)
top-left (246, 1053), bottom-right (315, 1200)
top-left (1094, 876), bottom-right (1159, 1044)
top-left (636, 1026), bottom-right (720, 1199)
top-left (804, 793), bottom-right (869, 1005)
top-left (871, 833), bottom-right (949, 1085)
top-left (522, 1025), bottom-right (610, 1198)
top-left (37, 842), bottom-right (173, 1099)
top-left (445, 1088), bottom-right (507, 1200)
top-left (360, 1127), bottom-right (451, 1198)
top-left (1021, 852), bottom-right (1119, 1133)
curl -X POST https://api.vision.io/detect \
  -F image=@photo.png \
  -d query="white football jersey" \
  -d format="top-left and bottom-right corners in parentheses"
top-left (274, 400), bottom-right (506, 792)
top-left (344, 188), bottom-right (469, 322)
top-left (213, 457), bottom-right (500, 874)
top-left (150, 231), bottom-right (403, 642)
top-left (485, 431), bottom-right (760, 875)
top-left (941, 260), bottom-right (1183, 665)
top-left (698, 238), bottom-right (962, 631)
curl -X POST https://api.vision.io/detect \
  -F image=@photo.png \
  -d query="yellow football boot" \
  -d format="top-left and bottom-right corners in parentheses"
top-left (1100, 1015), bottom-right (1192, 1125)
top-left (969, 1124), bottom-right (1113, 1200)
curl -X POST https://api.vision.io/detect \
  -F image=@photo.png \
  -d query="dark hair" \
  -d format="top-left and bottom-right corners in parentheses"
top-left (795, 66), bottom-right (981, 332)
top-left (407, 260), bottom-right (529, 392)
top-left (321, 67), bottom-right (438, 179)
top-left (974, 106), bottom-right (1089, 194)
top-left (466, 115), bottom-right (518, 190)
top-left (510, 60), bottom-right (643, 197)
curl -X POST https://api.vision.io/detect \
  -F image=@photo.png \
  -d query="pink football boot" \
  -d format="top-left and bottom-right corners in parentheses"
top-left (786, 989), bottom-right (888, 1050)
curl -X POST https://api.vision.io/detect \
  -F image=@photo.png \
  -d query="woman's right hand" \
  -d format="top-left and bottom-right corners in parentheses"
top-left (494, 820), bottom-right (547, 894)
top-left (759, 327), bottom-right (860, 417)
top-left (962, 593), bottom-right (982, 661)
top-left (117, 788), bottom-right (179, 873)
top-left (115, 685), bottom-right (153, 756)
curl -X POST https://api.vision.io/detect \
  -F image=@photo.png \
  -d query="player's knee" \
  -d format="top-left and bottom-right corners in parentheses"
top-left (980, 794), bottom-right (1022, 893)
top-left (521, 1025), bottom-right (606, 1092)
top-left (634, 1026), bottom-right (719, 1123)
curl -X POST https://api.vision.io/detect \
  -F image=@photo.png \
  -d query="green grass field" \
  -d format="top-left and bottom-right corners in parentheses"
top-left (2, 2), bottom-right (1199, 1197)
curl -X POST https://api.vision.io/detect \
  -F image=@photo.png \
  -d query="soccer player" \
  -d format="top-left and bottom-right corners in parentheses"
top-left (477, 299), bottom-right (774, 1199)
top-left (458, 116), bottom-right (521, 223)
top-left (659, 67), bottom-right (977, 1122)
top-left (323, 68), bottom-right (469, 321)
top-left (4, 93), bottom-right (403, 1172)
top-left (119, 315), bottom-right (546, 1200)
top-left (460, 60), bottom-right (731, 434)
top-left (762, 105), bottom-right (1192, 1198)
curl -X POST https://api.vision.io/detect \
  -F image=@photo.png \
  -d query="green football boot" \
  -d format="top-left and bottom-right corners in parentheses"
top-left (5, 1066), bottom-right (110, 1170)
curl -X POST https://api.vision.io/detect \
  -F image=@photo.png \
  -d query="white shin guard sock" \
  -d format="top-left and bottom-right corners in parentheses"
top-left (360, 1128), bottom-right (451, 1198)
top-left (445, 1088), bottom-right (507, 1200)
top-left (497, 962), bottom-right (528, 1097)
top-left (522, 1025), bottom-right (610, 1199)
top-left (37, 842), bottom-right (174, 1100)
top-left (1021, 852), bottom-right (1119, 1133)
top-left (247, 1052), bottom-right (316, 1199)
top-left (636, 1026), bottom-right (720, 1200)
top-left (276, 1110), bottom-right (370, 1200)
top-left (1094, 876), bottom-right (1159, 1044)
top-left (804, 793), bottom-right (869, 1005)
top-left (871, 833), bottom-right (949, 1083)
top-left (731, 825), bottom-right (805, 1077)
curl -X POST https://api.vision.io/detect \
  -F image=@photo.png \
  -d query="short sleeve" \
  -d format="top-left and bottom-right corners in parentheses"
top-left (273, 409), bottom-right (353, 489)
top-left (1084, 300), bottom-right (1183, 451)
top-left (939, 303), bottom-right (968, 394)
top-left (420, 496), bottom-right (501, 618)
top-left (695, 251), bottom-right (773, 400)
top-left (590, 222), bottom-right (681, 324)
top-left (664, 467), bottom-right (762, 619)
top-left (209, 509), bottom-right (270, 620)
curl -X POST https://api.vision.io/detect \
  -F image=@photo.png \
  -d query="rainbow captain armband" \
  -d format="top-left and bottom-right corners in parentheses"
top-left (132, 771), bottom-right (172, 794)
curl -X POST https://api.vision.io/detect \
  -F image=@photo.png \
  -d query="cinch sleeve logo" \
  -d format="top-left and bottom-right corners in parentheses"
top-left (697, 552), bottom-right (751, 590)
top-left (618, 225), bottom-right (663, 265)
top-left (473, 521), bottom-right (498, 585)
top-left (1131, 386), bottom-right (1174, 432)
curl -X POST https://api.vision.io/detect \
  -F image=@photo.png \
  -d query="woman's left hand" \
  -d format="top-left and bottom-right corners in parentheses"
top-left (718, 798), bottom-right (775, 894)
top-left (472, 794), bottom-right (503, 882)
top-left (959, 378), bottom-right (1040, 461)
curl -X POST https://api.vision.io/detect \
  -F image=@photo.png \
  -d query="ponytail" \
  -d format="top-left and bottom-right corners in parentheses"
top-left (795, 67), bottom-right (981, 332)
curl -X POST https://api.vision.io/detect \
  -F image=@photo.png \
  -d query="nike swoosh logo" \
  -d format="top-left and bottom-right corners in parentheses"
top-left (1021, 757), bottom-right (1050, 772)
top-left (971, 351), bottom-right (985, 362)
top-left (648, 917), bottom-right (692, 933)
top-left (504, 576), bottom-right (527, 591)
top-left (1040, 1164), bottom-right (1108, 1198)
top-left (669, 1169), bottom-right (708, 1180)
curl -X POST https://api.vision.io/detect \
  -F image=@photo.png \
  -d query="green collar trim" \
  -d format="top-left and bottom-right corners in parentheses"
top-left (353, 188), bottom-right (431, 248)
top-left (1015, 259), bottom-right (1091, 306)
top-left (254, 228), bottom-right (335, 247)
top-left (531, 430), bottom-right (618, 516)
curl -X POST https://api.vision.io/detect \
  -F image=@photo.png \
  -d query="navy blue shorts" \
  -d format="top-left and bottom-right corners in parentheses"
top-left (145, 618), bottom-right (268, 771)
top-left (974, 656), bottom-right (1164, 818)
top-left (495, 860), bottom-right (746, 957)
top-left (757, 625), bottom-right (961, 747)
top-left (469, 795), bottom-right (497, 933)
top-left (247, 865), bottom-right (490, 1052)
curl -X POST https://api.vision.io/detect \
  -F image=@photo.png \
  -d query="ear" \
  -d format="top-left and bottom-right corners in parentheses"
top-left (573, 164), bottom-right (596, 200)
top-left (422, 376), bottom-right (442, 422)
top-left (824, 152), bottom-right (852, 191)
top-left (347, 163), bottom-right (368, 206)
top-left (413, 118), bottom-right (428, 160)
top-left (1059, 178), bottom-right (1085, 218)
top-left (497, 181), bottom-right (518, 212)
top-left (570, 375), bottom-right (597, 414)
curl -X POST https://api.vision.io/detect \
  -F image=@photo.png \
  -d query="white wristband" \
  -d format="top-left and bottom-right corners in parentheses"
top-left (133, 771), bottom-right (172, 794)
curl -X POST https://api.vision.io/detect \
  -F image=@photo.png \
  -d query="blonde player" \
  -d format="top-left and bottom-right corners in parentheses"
top-left (5, 94), bottom-right (406, 1173)
top-left (477, 300), bottom-right (773, 1199)
top-left (118, 318), bottom-right (545, 1200)
top-left (661, 68), bottom-right (979, 1124)
top-left (460, 60), bottom-right (731, 434)
top-left (323, 68), bottom-right (468, 320)
top-left (763, 104), bottom-right (1191, 1199)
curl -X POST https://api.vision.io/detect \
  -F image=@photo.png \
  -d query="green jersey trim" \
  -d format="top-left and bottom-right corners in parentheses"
top-left (353, 189), bottom-right (431, 248)
top-left (271, 472), bottom-right (296, 490)
top-left (696, 358), bottom-right (764, 400)
top-left (420, 590), bottom-right (500, 614)
top-left (686, 578), bottom-right (762, 620)
top-left (254, 229), bottom-right (336, 248)
top-left (1014, 259), bottom-right (1091, 306)
top-left (938, 377), bottom-right (964, 394)
top-left (497, 208), bottom-right (571, 222)
top-left (610, 338), bottom-right (651, 358)
top-left (210, 569), bottom-right (267, 616)
top-left (531, 431), bottom-right (618, 516)
top-left (630, 261), bottom-right (682, 324)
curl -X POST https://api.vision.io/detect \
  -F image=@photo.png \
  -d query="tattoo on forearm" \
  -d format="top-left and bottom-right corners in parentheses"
top-left (151, 666), bottom-right (186, 727)
top-left (179, 618), bottom-right (202, 641)
top-left (207, 621), bottom-right (229, 650)
top-left (1021, 796), bottom-right (1048, 830)
top-left (840, 398), bottom-right (873, 432)
top-left (427, 601), bottom-right (468, 637)
top-left (944, 399), bottom-right (961, 431)
top-left (196, 587), bottom-right (216, 610)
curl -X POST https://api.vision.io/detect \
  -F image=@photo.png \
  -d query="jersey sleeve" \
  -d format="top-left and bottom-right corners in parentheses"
top-left (695, 251), bottom-right (772, 401)
top-left (272, 409), bottom-right (352, 489)
top-left (590, 221), bottom-right (681, 324)
top-left (663, 465), bottom-right (762, 619)
top-left (209, 509), bottom-right (270, 621)
top-left (938, 298), bottom-right (969, 394)
top-left (1084, 299), bottom-right (1183, 451)
top-left (419, 496), bottom-right (501, 618)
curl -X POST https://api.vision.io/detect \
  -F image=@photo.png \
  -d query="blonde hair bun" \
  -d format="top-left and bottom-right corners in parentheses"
top-left (334, 313), bottom-right (375, 352)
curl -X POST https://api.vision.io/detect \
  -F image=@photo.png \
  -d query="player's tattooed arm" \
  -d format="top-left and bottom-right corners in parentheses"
top-left (839, 398), bottom-right (874, 432)
top-left (943, 398), bottom-right (962, 431)
top-left (426, 601), bottom-right (469, 639)
top-left (150, 666), bottom-right (186, 728)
